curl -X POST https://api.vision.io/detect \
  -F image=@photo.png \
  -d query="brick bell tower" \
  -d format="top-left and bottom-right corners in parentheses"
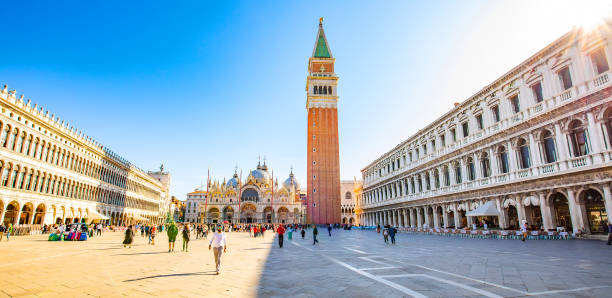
top-left (306, 18), bottom-right (340, 224)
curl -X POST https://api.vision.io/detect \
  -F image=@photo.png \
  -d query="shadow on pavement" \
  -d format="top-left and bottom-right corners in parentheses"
top-left (123, 271), bottom-right (218, 282)
top-left (113, 251), bottom-right (167, 256)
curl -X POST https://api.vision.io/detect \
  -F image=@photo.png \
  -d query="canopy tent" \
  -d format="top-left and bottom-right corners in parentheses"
top-left (466, 201), bottom-right (500, 217)
top-left (86, 209), bottom-right (110, 223)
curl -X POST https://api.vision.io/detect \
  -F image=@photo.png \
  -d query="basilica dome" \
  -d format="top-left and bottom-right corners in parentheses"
top-left (226, 174), bottom-right (239, 188)
top-left (283, 172), bottom-right (300, 191)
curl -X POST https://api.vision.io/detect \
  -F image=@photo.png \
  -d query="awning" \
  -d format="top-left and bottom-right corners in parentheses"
top-left (86, 209), bottom-right (110, 223)
top-left (466, 201), bottom-right (500, 217)
top-left (132, 214), bottom-right (149, 222)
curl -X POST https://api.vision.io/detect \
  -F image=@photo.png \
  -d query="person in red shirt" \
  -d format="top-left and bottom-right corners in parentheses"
top-left (276, 225), bottom-right (286, 248)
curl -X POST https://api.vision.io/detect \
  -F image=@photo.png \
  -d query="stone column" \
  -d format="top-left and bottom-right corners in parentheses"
top-left (410, 209), bottom-right (416, 227)
top-left (442, 206), bottom-right (449, 228)
top-left (539, 192), bottom-right (554, 230)
top-left (566, 189), bottom-right (581, 234)
top-left (433, 206), bottom-right (440, 228)
top-left (554, 123), bottom-right (569, 170)
top-left (448, 162), bottom-right (456, 185)
top-left (516, 196), bottom-right (526, 223)
top-left (574, 191), bottom-right (591, 234)
top-left (488, 147), bottom-right (498, 176)
top-left (423, 207), bottom-right (430, 228)
top-left (455, 204), bottom-right (463, 228)
top-left (466, 201), bottom-right (474, 227)
top-left (403, 209), bottom-right (409, 227)
top-left (602, 184), bottom-right (612, 224)
top-left (416, 208), bottom-right (423, 228)
top-left (473, 152), bottom-right (481, 180)
top-left (506, 140), bottom-right (517, 177)
top-left (587, 111), bottom-right (604, 163)
top-left (496, 197), bottom-right (508, 229)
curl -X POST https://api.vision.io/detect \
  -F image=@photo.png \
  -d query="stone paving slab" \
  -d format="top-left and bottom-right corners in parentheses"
top-left (1, 229), bottom-right (612, 297)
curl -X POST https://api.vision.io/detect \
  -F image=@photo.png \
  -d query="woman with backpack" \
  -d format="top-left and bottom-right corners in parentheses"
top-left (182, 224), bottom-right (191, 252)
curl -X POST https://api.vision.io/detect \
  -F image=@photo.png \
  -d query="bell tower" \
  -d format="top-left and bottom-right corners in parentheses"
top-left (306, 18), bottom-right (340, 224)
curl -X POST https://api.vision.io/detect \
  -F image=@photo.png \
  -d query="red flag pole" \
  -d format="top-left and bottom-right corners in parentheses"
top-left (271, 169), bottom-right (274, 224)
top-left (238, 169), bottom-right (242, 224)
top-left (204, 168), bottom-right (210, 224)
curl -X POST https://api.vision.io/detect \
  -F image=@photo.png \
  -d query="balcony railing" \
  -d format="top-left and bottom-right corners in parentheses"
top-left (593, 72), bottom-right (609, 88)
top-left (517, 169), bottom-right (530, 178)
top-left (569, 155), bottom-right (589, 168)
top-left (559, 88), bottom-right (573, 101)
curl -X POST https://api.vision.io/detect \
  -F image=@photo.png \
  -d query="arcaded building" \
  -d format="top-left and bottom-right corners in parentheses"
top-left (0, 86), bottom-right (171, 228)
top-left (360, 24), bottom-right (612, 235)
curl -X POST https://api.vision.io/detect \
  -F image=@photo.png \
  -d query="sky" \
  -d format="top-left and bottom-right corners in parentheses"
top-left (1, 0), bottom-right (611, 199)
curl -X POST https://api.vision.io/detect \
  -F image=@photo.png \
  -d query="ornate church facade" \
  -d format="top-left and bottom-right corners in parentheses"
top-left (184, 161), bottom-right (305, 224)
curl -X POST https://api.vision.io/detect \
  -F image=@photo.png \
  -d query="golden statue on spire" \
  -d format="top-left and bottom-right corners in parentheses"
top-left (319, 17), bottom-right (323, 25)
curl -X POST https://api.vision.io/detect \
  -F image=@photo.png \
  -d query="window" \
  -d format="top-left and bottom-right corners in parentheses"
top-left (481, 153), bottom-right (491, 177)
top-left (569, 120), bottom-right (588, 156)
top-left (591, 48), bottom-right (609, 75)
top-left (510, 95), bottom-right (520, 113)
top-left (467, 157), bottom-right (475, 181)
top-left (314, 85), bottom-right (318, 94)
top-left (451, 128), bottom-right (456, 142)
top-left (443, 167), bottom-right (450, 186)
top-left (518, 139), bottom-right (531, 169)
top-left (531, 82), bottom-right (544, 103)
top-left (454, 164), bottom-right (462, 184)
top-left (476, 114), bottom-right (483, 130)
top-left (542, 130), bottom-right (557, 163)
top-left (415, 148), bottom-right (419, 158)
top-left (462, 122), bottom-right (469, 138)
top-left (422, 144), bottom-right (427, 155)
top-left (558, 66), bottom-right (573, 90)
top-left (498, 146), bottom-right (509, 173)
top-left (440, 134), bottom-right (446, 147)
top-left (328, 86), bottom-right (332, 94)
top-left (492, 105), bottom-right (500, 122)
top-left (431, 140), bottom-right (435, 152)
top-left (434, 170), bottom-right (440, 188)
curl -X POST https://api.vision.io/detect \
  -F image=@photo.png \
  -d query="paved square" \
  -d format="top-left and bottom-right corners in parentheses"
top-left (1, 230), bottom-right (611, 297)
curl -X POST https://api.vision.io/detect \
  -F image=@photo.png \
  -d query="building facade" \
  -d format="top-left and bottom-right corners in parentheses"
top-left (360, 25), bottom-right (612, 235)
top-left (0, 86), bottom-right (171, 228)
top-left (340, 179), bottom-right (363, 225)
top-left (307, 18), bottom-right (341, 224)
top-left (184, 161), bottom-right (305, 224)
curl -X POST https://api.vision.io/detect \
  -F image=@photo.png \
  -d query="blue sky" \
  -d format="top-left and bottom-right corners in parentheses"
top-left (1, 1), bottom-right (607, 198)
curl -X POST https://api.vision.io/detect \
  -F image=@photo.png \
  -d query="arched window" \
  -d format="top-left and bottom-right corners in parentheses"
top-left (23, 135), bottom-right (32, 156)
top-left (16, 132), bottom-right (25, 153)
top-left (518, 138), bottom-right (531, 169)
top-left (454, 163), bottom-right (462, 183)
top-left (314, 85), bottom-right (318, 94)
top-left (498, 146), bottom-right (509, 173)
top-left (7, 128), bottom-right (18, 150)
top-left (604, 109), bottom-right (612, 149)
top-left (569, 120), bottom-right (588, 157)
top-left (443, 166), bottom-right (450, 186)
top-left (481, 152), bottom-right (491, 177)
top-left (467, 157), bottom-right (475, 181)
top-left (425, 173), bottom-right (431, 190)
top-left (328, 86), bottom-right (332, 94)
top-left (323, 86), bottom-right (327, 95)
top-left (542, 130), bottom-right (557, 163)
top-left (345, 191), bottom-right (352, 200)
top-left (0, 124), bottom-right (8, 147)
top-left (318, 86), bottom-right (323, 94)
top-left (434, 169), bottom-right (440, 188)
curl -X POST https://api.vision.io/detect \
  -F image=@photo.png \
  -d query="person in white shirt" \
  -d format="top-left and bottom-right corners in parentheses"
top-left (208, 225), bottom-right (227, 274)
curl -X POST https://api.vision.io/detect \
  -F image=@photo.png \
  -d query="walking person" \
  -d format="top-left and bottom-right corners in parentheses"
top-left (0, 224), bottom-right (5, 241)
top-left (328, 224), bottom-right (332, 237)
top-left (312, 225), bottom-right (319, 245)
top-left (7, 224), bottom-right (13, 241)
top-left (208, 225), bottom-right (227, 274)
top-left (276, 224), bottom-right (285, 248)
top-left (123, 225), bottom-right (134, 248)
top-left (287, 226), bottom-right (293, 240)
top-left (606, 221), bottom-right (611, 245)
top-left (167, 221), bottom-right (178, 252)
top-left (389, 226), bottom-right (397, 244)
top-left (383, 226), bottom-right (389, 244)
top-left (376, 224), bottom-right (381, 234)
top-left (300, 228), bottom-right (306, 239)
top-left (182, 224), bottom-right (191, 252)
top-left (150, 225), bottom-right (157, 245)
top-left (521, 220), bottom-right (528, 242)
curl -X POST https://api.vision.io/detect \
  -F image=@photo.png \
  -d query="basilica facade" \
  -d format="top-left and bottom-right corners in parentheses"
top-left (184, 161), bottom-right (305, 224)
top-left (360, 24), bottom-right (612, 235)
top-left (0, 86), bottom-right (171, 228)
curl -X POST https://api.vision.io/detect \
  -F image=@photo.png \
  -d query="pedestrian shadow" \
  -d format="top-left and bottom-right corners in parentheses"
top-left (243, 247), bottom-right (266, 250)
top-left (113, 251), bottom-right (167, 256)
top-left (123, 271), bottom-right (217, 282)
